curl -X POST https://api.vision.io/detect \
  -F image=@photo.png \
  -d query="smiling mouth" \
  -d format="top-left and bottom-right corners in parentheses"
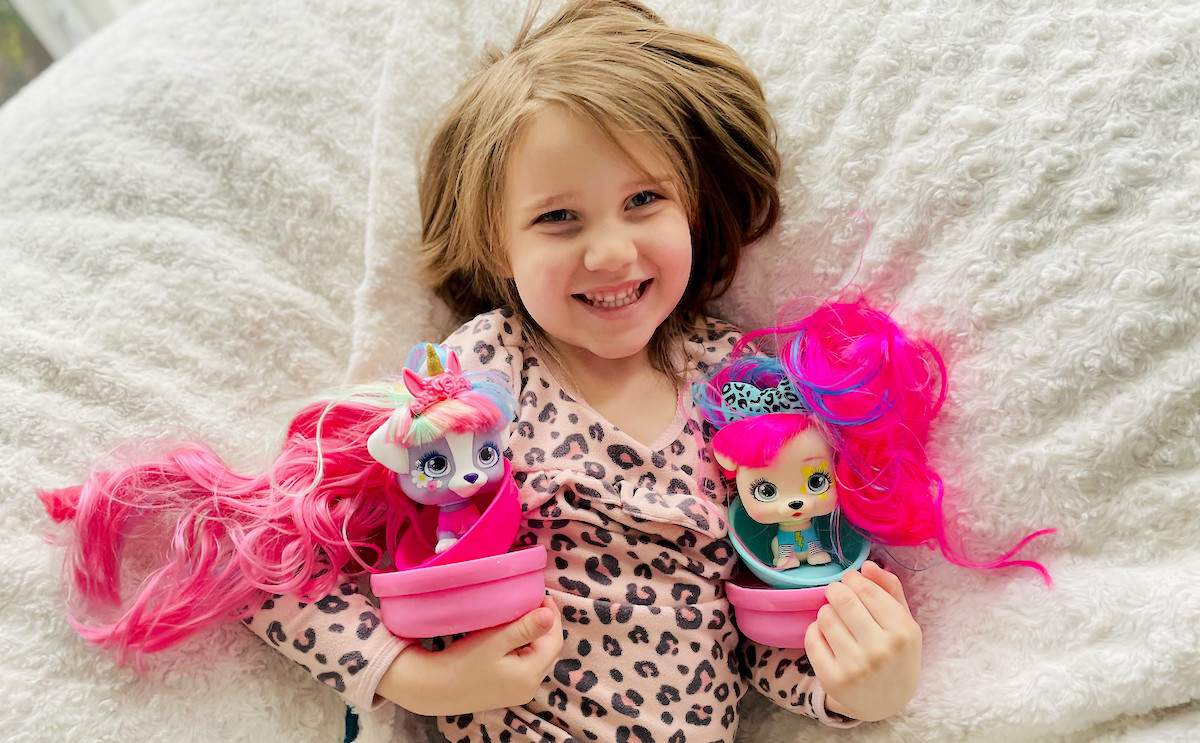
top-left (575, 280), bottom-right (650, 309)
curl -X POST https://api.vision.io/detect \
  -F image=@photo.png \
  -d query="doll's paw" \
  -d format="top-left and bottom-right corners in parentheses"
top-left (435, 537), bottom-right (459, 553)
top-left (774, 555), bottom-right (802, 569)
top-left (807, 549), bottom-right (832, 566)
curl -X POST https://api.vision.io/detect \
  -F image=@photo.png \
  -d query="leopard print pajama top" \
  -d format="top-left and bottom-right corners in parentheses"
top-left (246, 309), bottom-right (856, 742)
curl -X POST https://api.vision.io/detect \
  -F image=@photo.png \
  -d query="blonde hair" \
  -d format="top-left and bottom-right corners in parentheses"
top-left (419, 0), bottom-right (780, 381)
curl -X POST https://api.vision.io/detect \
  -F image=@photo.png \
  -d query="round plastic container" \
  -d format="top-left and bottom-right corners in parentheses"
top-left (727, 497), bottom-right (871, 588)
top-left (726, 577), bottom-right (827, 648)
top-left (372, 544), bottom-right (549, 638)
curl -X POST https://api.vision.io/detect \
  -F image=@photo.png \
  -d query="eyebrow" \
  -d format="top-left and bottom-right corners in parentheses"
top-left (522, 191), bottom-right (579, 214)
top-left (519, 175), bottom-right (675, 214)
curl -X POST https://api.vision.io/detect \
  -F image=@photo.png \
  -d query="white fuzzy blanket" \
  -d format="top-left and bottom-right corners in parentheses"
top-left (2, 0), bottom-right (1198, 741)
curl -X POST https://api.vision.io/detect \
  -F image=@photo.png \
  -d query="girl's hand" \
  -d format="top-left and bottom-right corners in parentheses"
top-left (805, 561), bottom-right (922, 722)
top-left (377, 595), bottom-right (564, 716)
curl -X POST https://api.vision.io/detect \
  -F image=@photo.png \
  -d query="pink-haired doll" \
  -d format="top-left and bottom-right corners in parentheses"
top-left (696, 296), bottom-right (1052, 584)
top-left (39, 342), bottom-right (515, 665)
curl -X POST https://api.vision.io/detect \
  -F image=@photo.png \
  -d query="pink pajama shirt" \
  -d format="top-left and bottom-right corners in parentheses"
top-left (246, 308), bottom-right (857, 741)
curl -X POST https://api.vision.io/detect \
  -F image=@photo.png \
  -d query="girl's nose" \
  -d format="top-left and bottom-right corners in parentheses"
top-left (583, 228), bottom-right (637, 272)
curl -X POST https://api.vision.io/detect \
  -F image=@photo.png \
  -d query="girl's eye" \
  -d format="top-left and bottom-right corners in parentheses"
top-left (627, 190), bottom-right (660, 209)
top-left (477, 444), bottom-right (500, 467)
top-left (420, 454), bottom-right (450, 477)
top-left (750, 479), bottom-right (779, 502)
top-left (807, 472), bottom-right (831, 495)
top-left (535, 209), bottom-right (573, 224)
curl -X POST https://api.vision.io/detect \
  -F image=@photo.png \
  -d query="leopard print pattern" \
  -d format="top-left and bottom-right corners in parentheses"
top-left (244, 308), bottom-right (854, 739)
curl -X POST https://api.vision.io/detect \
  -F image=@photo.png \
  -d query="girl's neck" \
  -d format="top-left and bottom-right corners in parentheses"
top-left (549, 342), bottom-right (681, 448)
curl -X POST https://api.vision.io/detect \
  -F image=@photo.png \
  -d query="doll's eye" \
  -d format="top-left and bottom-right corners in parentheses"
top-left (750, 479), bottom-right (779, 502)
top-left (477, 443), bottom-right (500, 467)
top-left (419, 453), bottom-right (450, 477)
top-left (806, 471), bottom-right (831, 495)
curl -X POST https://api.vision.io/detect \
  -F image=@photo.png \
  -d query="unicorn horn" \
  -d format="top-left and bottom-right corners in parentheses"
top-left (425, 344), bottom-right (444, 376)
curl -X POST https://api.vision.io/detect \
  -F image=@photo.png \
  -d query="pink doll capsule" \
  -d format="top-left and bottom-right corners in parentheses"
top-left (695, 296), bottom-right (1052, 648)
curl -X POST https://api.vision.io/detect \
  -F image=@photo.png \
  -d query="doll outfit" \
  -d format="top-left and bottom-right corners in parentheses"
top-left (436, 501), bottom-right (480, 538)
top-left (777, 523), bottom-right (828, 562)
top-left (245, 308), bottom-right (857, 741)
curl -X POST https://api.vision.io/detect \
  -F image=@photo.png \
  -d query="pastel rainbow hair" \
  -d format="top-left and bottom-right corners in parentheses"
top-left (372, 343), bottom-right (515, 449)
top-left (696, 296), bottom-right (1052, 582)
top-left (38, 343), bottom-right (515, 666)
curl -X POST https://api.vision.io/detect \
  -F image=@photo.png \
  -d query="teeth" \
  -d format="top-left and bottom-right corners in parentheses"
top-left (581, 282), bottom-right (645, 309)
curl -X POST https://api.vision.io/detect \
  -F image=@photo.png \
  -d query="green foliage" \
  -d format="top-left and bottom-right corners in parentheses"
top-left (0, 0), bottom-right (52, 105)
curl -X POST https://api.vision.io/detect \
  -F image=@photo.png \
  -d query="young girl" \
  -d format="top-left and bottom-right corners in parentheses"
top-left (246, 1), bottom-right (925, 738)
top-left (48, 0), bottom-right (936, 739)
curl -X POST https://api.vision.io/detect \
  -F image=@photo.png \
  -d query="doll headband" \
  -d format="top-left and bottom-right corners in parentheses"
top-left (404, 345), bottom-right (471, 416)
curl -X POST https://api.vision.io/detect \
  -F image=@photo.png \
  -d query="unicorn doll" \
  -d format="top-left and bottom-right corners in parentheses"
top-left (39, 342), bottom-right (517, 662)
top-left (368, 345), bottom-right (511, 553)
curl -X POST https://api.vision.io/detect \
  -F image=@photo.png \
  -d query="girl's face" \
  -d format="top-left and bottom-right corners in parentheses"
top-left (501, 106), bottom-right (692, 367)
top-left (729, 427), bottom-right (838, 525)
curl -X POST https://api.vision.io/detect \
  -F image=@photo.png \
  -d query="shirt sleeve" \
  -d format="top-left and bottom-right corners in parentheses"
top-left (736, 638), bottom-right (861, 727)
top-left (243, 580), bottom-right (410, 711)
top-left (441, 308), bottom-right (525, 387)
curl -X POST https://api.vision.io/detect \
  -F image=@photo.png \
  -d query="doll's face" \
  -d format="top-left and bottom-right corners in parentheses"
top-left (731, 428), bottom-right (837, 525)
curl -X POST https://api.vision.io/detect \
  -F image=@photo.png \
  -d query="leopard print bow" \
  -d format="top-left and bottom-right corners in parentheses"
top-left (720, 378), bottom-right (806, 415)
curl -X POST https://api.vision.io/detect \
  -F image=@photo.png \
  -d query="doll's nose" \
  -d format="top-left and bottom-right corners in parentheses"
top-left (463, 473), bottom-right (479, 484)
top-left (787, 499), bottom-right (805, 510)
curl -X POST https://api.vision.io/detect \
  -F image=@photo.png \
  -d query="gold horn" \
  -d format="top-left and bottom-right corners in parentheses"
top-left (425, 344), bottom-right (444, 376)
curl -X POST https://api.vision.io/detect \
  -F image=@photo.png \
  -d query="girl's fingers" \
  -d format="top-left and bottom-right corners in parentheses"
top-left (860, 560), bottom-right (911, 611)
top-left (815, 593), bottom-right (863, 658)
top-left (513, 596), bottom-right (564, 661)
top-left (803, 617), bottom-right (836, 673)
top-left (824, 577), bottom-right (884, 647)
top-left (840, 567), bottom-right (912, 629)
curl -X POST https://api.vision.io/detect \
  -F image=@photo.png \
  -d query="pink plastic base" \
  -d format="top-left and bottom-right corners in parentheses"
top-left (372, 545), bottom-right (548, 639)
top-left (726, 578), bottom-right (828, 649)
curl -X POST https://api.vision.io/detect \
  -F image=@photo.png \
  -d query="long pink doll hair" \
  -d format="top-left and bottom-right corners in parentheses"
top-left (39, 344), bottom-right (514, 665)
top-left (696, 296), bottom-right (1052, 582)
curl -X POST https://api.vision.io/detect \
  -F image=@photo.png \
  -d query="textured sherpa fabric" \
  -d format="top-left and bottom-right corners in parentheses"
top-left (2, 0), bottom-right (1198, 742)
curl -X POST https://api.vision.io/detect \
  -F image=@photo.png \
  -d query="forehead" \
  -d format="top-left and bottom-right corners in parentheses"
top-left (505, 105), bottom-right (675, 198)
top-left (739, 427), bottom-right (832, 477)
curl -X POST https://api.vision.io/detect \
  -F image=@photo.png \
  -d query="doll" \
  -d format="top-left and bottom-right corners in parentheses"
top-left (39, 342), bottom-right (517, 663)
top-left (696, 296), bottom-right (1053, 583)
top-left (367, 345), bottom-right (511, 553)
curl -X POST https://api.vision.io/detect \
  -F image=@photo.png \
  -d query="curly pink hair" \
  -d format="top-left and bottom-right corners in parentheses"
top-left (697, 295), bottom-right (1053, 582)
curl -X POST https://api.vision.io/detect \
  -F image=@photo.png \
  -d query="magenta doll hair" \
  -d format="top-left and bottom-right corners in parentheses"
top-left (39, 344), bottom-right (515, 665)
top-left (695, 296), bottom-right (1052, 582)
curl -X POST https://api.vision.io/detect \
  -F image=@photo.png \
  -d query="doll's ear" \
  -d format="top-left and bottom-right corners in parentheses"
top-left (713, 449), bottom-right (737, 474)
top-left (367, 420), bottom-right (410, 473)
top-left (401, 367), bottom-right (425, 397)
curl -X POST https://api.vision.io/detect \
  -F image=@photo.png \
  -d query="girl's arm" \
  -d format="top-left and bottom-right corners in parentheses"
top-left (737, 640), bottom-right (861, 728)
top-left (246, 584), bottom-right (565, 714)
top-left (243, 582), bottom-right (410, 710)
